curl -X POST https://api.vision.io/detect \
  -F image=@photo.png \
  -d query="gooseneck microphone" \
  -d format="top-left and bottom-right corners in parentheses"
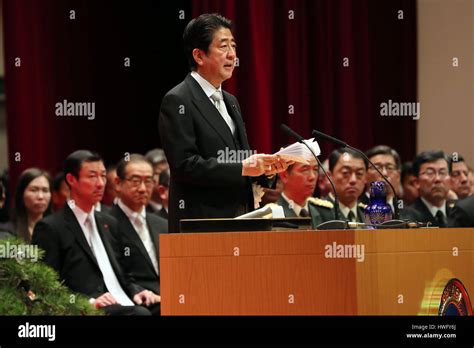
top-left (280, 124), bottom-right (341, 221)
top-left (311, 129), bottom-right (400, 220)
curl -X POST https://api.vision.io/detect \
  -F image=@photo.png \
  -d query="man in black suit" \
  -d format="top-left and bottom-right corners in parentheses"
top-left (32, 150), bottom-right (159, 315)
top-left (449, 195), bottom-right (474, 227)
top-left (311, 148), bottom-right (368, 224)
top-left (159, 13), bottom-right (289, 232)
top-left (402, 151), bottom-right (454, 227)
top-left (110, 154), bottom-right (167, 308)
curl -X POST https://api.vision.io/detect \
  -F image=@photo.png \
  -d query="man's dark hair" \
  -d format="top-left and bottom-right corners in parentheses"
top-left (183, 13), bottom-right (233, 71)
top-left (64, 150), bottom-right (103, 186)
top-left (328, 147), bottom-right (368, 172)
top-left (116, 154), bottom-right (153, 180)
top-left (52, 172), bottom-right (65, 192)
top-left (412, 150), bottom-right (448, 177)
top-left (448, 154), bottom-right (465, 173)
top-left (401, 161), bottom-right (416, 183)
top-left (365, 145), bottom-right (401, 169)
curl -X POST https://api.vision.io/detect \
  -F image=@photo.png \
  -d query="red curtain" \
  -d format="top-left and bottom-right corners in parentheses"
top-left (193, 0), bottom-right (417, 159)
top-left (3, 0), bottom-right (416, 196)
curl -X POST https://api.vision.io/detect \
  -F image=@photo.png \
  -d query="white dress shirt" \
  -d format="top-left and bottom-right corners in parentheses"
top-left (191, 71), bottom-right (236, 134)
top-left (118, 200), bottom-right (159, 275)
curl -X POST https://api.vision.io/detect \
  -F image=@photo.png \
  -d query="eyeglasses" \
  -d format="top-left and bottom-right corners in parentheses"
top-left (420, 168), bottom-right (449, 179)
top-left (125, 176), bottom-right (156, 188)
top-left (369, 164), bottom-right (398, 173)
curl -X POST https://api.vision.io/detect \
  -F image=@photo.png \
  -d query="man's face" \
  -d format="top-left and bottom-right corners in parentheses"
top-left (366, 154), bottom-right (400, 197)
top-left (450, 161), bottom-right (470, 199)
top-left (416, 159), bottom-right (449, 206)
top-left (330, 154), bottom-right (366, 207)
top-left (280, 162), bottom-right (319, 201)
top-left (196, 27), bottom-right (236, 87)
top-left (116, 162), bottom-right (154, 212)
top-left (68, 161), bottom-right (106, 206)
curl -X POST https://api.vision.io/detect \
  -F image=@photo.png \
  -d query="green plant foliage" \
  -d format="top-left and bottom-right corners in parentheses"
top-left (0, 237), bottom-right (103, 315)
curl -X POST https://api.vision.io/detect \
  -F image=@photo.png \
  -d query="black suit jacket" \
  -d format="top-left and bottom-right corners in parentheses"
top-left (159, 73), bottom-right (254, 232)
top-left (402, 197), bottom-right (454, 227)
top-left (449, 195), bottom-right (474, 227)
top-left (32, 204), bottom-right (143, 299)
top-left (109, 204), bottom-right (167, 295)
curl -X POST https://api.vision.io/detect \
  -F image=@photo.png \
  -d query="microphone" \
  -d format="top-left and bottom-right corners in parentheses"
top-left (311, 129), bottom-right (401, 220)
top-left (280, 124), bottom-right (342, 222)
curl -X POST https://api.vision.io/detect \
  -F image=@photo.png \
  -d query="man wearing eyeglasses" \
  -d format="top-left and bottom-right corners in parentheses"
top-left (361, 145), bottom-right (402, 213)
top-left (109, 154), bottom-right (168, 313)
top-left (402, 150), bottom-right (454, 227)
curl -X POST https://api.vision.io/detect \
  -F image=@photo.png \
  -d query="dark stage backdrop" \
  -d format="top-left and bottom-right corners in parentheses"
top-left (3, 0), bottom-right (416, 196)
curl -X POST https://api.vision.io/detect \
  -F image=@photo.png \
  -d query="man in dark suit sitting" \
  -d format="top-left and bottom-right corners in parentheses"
top-left (32, 150), bottom-right (159, 315)
top-left (109, 154), bottom-right (167, 311)
top-left (402, 150), bottom-right (454, 227)
top-left (311, 148), bottom-right (368, 224)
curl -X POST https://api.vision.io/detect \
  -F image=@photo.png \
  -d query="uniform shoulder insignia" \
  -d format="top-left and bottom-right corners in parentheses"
top-left (308, 197), bottom-right (334, 209)
top-left (358, 202), bottom-right (368, 209)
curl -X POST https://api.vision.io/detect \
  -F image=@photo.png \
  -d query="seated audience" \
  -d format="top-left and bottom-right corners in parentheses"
top-left (32, 150), bottom-right (159, 315)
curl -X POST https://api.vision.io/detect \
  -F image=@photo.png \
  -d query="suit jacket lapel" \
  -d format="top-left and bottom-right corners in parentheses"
top-left (185, 74), bottom-right (236, 149)
top-left (223, 92), bottom-right (250, 151)
top-left (416, 198), bottom-right (437, 225)
top-left (115, 206), bottom-right (157, 275)
top-left (277, 195), bottom-right (297, 217)
top-left (63, 205), bottom-right (99, 269)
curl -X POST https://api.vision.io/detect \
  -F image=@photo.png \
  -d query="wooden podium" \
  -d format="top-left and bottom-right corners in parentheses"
top-left (160, 228), bottom-right (474, 315)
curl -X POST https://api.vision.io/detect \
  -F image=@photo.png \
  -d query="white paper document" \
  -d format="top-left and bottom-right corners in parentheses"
top-left (274, 138), bottom-right (321, 164)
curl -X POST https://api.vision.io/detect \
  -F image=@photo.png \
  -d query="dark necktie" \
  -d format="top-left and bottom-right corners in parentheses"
top-left (435, 210), bottom-right (447, 228)
top-left (347, 210), bottom-right (356, 222)
top-left (299, 208), bottom-right (309, 217)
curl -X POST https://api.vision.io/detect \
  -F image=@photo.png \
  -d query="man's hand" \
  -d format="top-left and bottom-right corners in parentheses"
top-left (133, 290), bottom-right (157, 307)
top-left (94, 292), bottom-right (118, 308)
top-left (242, 154), bottom-right (292, 177)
